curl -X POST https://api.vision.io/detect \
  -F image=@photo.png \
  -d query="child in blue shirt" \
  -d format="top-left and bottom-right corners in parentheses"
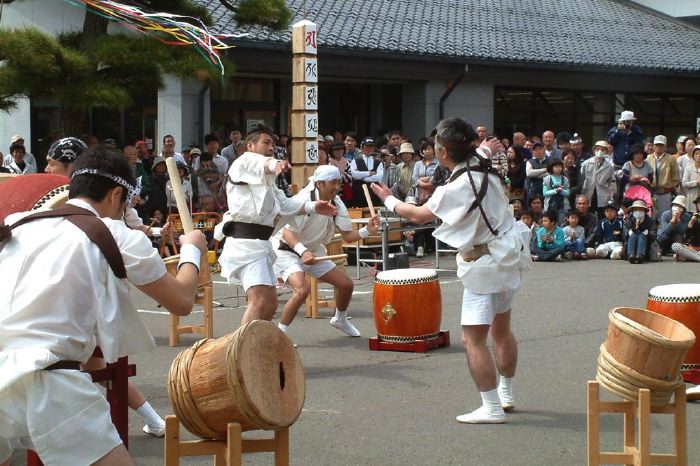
top-left (563, 210), bottom-right (587, 260)
top-left (594, 203), bottom-right (624, 259)
top-left (542, 158), bottom-right (570, 225)
top-left (533, 210), bottom-right (566, 262)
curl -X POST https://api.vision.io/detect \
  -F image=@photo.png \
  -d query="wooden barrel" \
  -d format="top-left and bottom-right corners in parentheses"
top-left (372, 268), bottom-right (442, 342)
top-left (596, 307), bottom-right (695, 405)
top-left (647, 283), bottom-right (700, 372)
top-left (168, 320), bottom-right (305, 439)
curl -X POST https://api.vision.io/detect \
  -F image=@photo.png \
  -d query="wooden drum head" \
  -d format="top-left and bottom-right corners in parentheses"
top-left (230, 320), bottom-right (306, 429)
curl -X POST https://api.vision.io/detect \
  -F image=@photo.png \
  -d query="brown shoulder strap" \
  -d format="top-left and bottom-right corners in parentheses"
top-left (5, 205), bottom-right (127, 279)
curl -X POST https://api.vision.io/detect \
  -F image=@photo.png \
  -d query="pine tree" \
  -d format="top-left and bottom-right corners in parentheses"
top-left (0, 0), bottom-right (290, 134)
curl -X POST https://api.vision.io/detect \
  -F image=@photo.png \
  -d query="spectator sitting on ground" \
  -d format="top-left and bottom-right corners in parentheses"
top-left (563, 210), bottom-right (587, 260)
top-left (594, 203), bottom-right (624, 259)
top-left (657, 195), bottom-right (692, 254)
top-left (542, 158), bottom-right (570, 225)
top-left (625, 200), bottom-right (654, 264)
top-left (672, 197), bottom-right (700, 262)
top-left (516, 209), bottom-right (536, 248)
top-left (532, 210), bottom-right (566, 262)
top-left (510, 198), bottom-right (523, 219)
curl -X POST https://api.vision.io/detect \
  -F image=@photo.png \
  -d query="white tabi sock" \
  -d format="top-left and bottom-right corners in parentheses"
top-left (497, 375), bottom-right (514, 409)
top-left (480, 388), bottom-right (503, 412)
top-left (278, 323), bottom-right (289, 333)
top-left (137, 401), bottom-right (164, 429)
top-left (456, 389), bottom-right (505, 424)
top-left (333, 309), bottom-right (347, 321)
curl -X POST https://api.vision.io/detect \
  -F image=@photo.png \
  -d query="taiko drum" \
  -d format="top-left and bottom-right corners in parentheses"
top-left (647, 283), bottom-right (700, 371)
top-left (168, 320), bottom-right (305, 439)
top-left (372, 268), bottom-right (442, 342)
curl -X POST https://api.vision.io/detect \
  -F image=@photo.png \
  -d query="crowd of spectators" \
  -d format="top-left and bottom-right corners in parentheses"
top-left (4, 109), bottom-right (700, 264)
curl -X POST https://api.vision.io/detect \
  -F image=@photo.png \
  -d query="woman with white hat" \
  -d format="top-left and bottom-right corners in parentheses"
top-left (625, 199), bottom-right (653, 264)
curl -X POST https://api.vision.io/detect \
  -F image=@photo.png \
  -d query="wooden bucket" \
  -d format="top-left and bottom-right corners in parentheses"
top-left (168, 320), bottom-right (305, 439)
top-left (647, 283), bottom-right (700, 371)
top-left (596, 307), bottom-right (695, 405)
top-left (372, 268), bottom-right (442, 342)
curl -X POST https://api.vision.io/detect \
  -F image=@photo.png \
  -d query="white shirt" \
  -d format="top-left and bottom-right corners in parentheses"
top-left (425, 163), bottom-right (531, 294)
top-left (216, 152), bottom-right (307, 283)
top-left (159, 152), bottom-right (187, 165)
top-left (0, 199), bottom-right (165, 391)
top-left (193, 153), bottom-right (229, 175)
top-left (350, 154), bottom-right (384, 182)
top-left (272, 188), bottom-right (353, 255)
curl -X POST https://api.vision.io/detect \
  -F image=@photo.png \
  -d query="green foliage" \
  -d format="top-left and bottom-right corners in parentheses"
top-left (234, 0), bottom-right (291, 31)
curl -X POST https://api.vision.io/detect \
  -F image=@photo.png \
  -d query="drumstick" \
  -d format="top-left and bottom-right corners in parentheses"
top-left (165, 158), bottom-right (194, 233)
top-left (314, 254), bottom-right (348, 261)
top-left (362, 184), bottom-right (377, 218)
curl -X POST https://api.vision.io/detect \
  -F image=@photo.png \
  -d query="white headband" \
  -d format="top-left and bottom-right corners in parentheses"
top-left (312, 165), bottom-right (342, 182)
top-left (72, 168), bottom-right (138, 205)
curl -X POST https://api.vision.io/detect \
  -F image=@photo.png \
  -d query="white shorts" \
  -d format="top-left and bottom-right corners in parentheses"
top-left (461, 287), bottom-right (518, 326)
top-left (237, 256), bottom-right (277, 292)
top-left (274, 250), bottom-right (336, 282)
top-left (0, 369), bottom-right (122, 465)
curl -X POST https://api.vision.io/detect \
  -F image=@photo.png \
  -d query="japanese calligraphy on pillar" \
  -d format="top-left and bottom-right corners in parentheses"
top-left (291, 20), bottom-right (320, 182)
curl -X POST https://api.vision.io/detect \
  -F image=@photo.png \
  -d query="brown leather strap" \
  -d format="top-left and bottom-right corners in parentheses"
top-left (44, 361), bottom-right (82, 371)
top-left (6, 205), bottom-right (127, 279)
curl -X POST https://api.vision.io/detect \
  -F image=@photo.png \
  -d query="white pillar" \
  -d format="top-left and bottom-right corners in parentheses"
top-left (0, 97), bottom-right (32, 154)
top-left (157, 75), bottom-right (209, 152)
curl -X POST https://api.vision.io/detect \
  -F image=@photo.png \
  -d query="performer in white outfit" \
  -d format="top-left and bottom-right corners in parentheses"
top-left (272, 165), bottom-right (380, 338)
top-left (215, 126), bottom-right (337, 324)
top-left (372, 117), bottom-right (531, 424)
top-left (0, 147), bottom-right (207, 465)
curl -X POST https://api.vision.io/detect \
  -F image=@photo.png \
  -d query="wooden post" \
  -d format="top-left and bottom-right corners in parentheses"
top-left (290, 20), bottom-right (319, 189)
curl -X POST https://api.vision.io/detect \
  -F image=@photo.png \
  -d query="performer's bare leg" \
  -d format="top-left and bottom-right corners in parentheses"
top-left (456, 324), bottom-right (505, 424)
top-left (92, 444), bottom-right (134, 466)
top-left (461, 325), bottom-right (497, 392)
top-left (490, 310), bottom-right (517, 378)
top-left (319, 268), bottom-right (354, 311)
top-left (242, 285), bottom-right (278, 324)
top-left (279, 272), bottom-right (310, 326)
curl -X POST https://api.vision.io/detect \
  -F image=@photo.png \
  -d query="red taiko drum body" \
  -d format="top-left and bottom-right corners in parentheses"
top-left (373, 268), bottom-right (442, 342)
top-left (0, 174), bottom-right (70, 221)
top-left (647, 283), bottom-right (700, 371)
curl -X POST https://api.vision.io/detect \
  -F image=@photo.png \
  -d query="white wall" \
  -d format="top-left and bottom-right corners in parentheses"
top-left (630, 0), bottom-right (700, 17)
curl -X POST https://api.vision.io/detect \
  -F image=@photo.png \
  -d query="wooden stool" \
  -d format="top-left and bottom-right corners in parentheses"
top-left (164, 415), bottom-right (290, 466)
top-left (27, 351), bottom-right (135, 465)
top-left (587, 380), bottom-right (687, 466)
top-left (304, 235), bottom-right (347, 319)
top-left (166, 254), bottom-right (215, 346)
top-left (305, 273), bottom-right (337, 318)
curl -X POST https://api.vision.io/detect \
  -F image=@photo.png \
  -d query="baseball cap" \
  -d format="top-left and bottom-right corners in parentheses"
top-left (10, 134), bottom-right (23, 144)
top-left (653, 135), bottom-right (667, 145)
top-left (361, 137), bottom-right (375, 146)
top-left (532, 141), bottom-right (544, 148)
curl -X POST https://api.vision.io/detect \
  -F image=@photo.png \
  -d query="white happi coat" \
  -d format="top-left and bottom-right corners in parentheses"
top-left (0, 199), bottom-right (165, 392)
top-left (425, 162), bottom-right (531, 294)
top-left (271, 186), bottom-right (353, 256)
top-left (216, 152), bottom-right (307, 283)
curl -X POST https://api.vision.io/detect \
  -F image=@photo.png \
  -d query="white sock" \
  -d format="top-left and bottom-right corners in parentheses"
top-left (137, 402), bottom-right (164, 428)
top-left (481, 389), bottom-right (502, 411)
top-left (278, 322), bottom-right (289, 333)
top-left (334, 309), bottom-right (347, 321)
top-left (498, 375), bottom-right (512, 391)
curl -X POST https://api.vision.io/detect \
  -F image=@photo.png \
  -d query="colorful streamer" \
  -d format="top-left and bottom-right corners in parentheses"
top-left (61, 0), bottom-right (246, 79)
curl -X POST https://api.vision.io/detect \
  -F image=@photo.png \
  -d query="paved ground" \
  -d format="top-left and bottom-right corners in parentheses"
top-left (13, 256), bottom-right (700, 465)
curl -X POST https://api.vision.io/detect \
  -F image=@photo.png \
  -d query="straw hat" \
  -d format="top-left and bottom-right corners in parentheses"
top-left (630, 200), bottom-right (647, 211)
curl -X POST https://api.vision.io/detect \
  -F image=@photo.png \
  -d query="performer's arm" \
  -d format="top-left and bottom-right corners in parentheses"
top-left (281, 227), bottom-right (317, 265)
top-left (371, 182), bottom-right (437, 225)
top-left (339, 215), bottom-right (381, 243)
top-left (137, 230), bottom-right (208, 316)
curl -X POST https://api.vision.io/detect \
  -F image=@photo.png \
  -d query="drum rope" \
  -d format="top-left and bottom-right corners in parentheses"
top-left (596, 344), bottom-right (683, 407)
top-left (168, 339), bottom-right (222, 439)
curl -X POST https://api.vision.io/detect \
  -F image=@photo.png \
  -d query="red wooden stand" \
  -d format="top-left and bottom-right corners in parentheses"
top-left (682, 369), bottom-right (700, 385)
top-left (368, 330), bottom-right (450, 353)
top-left (26, 351), bottom-right (136, 465)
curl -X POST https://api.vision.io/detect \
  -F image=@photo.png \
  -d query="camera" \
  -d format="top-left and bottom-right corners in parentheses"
top-left (624, 123), bottom-right (631, 129)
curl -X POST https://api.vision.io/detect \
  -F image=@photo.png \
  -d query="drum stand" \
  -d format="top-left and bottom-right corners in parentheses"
top-left (170, 256), bottom-right (214, 346)
top-left (164, 416), bottom-right (290, 466)
top-left (368, 330), bottom-right (450, 353)
top-left (587, 381), bottom-right (687, 466)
